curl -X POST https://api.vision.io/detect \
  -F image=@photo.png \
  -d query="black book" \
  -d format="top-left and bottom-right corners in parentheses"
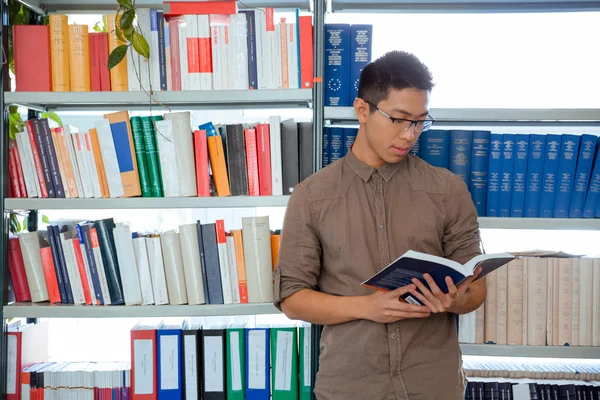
top-left (94, 218), bottom-right (125, 305)
top-left (200, 223), bottom-right (224, 304)
top-left (225, 124), bottom-right (249, 196)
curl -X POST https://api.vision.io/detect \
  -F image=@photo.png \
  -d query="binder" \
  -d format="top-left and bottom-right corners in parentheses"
top-left (202, 324), bottom-right (227, 400)
top-left (226, 322), bottom-right (246, 400)
top-left (271, 325), bottom-right (299, 400)
top-left (157, 320), bottom-right (184, 400)
top-left (245, 325), bottom-right (270, 400)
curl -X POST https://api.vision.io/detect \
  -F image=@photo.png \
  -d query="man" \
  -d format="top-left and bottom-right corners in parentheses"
top-left (273, 50), bottom-right (485, 400)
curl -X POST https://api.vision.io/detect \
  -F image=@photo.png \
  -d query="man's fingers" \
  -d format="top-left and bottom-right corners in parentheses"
top-left (408, 288), bottom-right (439, 313)
top-left (386, 300), bottom-right (430, 314)
top-left (388, 284), bottom-right (416, 297)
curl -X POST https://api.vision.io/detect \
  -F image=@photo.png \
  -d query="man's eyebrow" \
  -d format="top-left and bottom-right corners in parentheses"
top-left (391, 108), bottom-right (430, 118)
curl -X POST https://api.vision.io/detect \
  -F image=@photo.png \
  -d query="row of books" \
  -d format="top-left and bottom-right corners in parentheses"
top-left (7, 318), bottom-right (313, 400)
top-left (8, 216), bottom-right (278, 306)
top-left (324, 24), bottom-right (373, 107)
top-left (7, 113), bottom-right (314, 199)
top-left (410, 130), bottom-right (600, 218)
top-left (14, 2), bottom-right (314, 93)
top-left (465, 380), bottom-right (600, 400)
top-left (464, 357), bottom-right (600, 380)
top-left (458, 254), bottom-right (600, 347)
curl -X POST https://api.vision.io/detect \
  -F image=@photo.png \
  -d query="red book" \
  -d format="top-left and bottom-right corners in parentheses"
top-left (168, 17), bottom-right (182, 91)
top-left (244, 128), bottom-right (260, 196)
top-left (194, 129), bottom-right (210, 196)
top-left (8, 238), bottom-right (31, 302)
top-left (130, 327), bottom-right (158, 399)
top-left (8, 146), bottom-right (22, 198)
top-left (256, 123), bottom-right (272, 196)
top-left (164, 1), bottom-right (236, 16)
top-left (13, 25), bottom-right (52, 91)
top-left (6, 330), bottom-right (22, 400)
top-left (97, 32), bottom-right (111, 91)
top-left (298, 15), bottom-right (314, 89)
top-left (89, 33), bottom-right (102, 91)
top-left (71, 240), bottom-right (93, 305)
top-left (10, 141), bottom-right (27, 197)
top-left (39, 246), bottom-right (61, 304)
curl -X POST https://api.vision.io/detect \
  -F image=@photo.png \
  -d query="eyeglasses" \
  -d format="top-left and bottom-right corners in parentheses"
top-left (364, 100), bottom-right (435, 134)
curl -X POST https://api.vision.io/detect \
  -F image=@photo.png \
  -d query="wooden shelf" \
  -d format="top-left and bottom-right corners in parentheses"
top-left (3, 302), bottom-right (280, 318)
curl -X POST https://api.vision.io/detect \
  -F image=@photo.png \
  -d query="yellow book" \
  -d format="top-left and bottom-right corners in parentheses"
top-left (49, 15), bottom-right (70, 92)
top-left (207, 135), bottom-right (231, 197)
top-left (106, 14), bottom-right (129, 91)
top-left (68, 24), bottom-right (91, 91)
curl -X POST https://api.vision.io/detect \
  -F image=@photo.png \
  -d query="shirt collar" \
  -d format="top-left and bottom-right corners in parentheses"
top-left (344, 147), bottom-right (405, 182)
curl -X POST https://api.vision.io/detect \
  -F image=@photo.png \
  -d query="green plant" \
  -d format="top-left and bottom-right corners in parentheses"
top-left (9, 213), bottom-right (49, 235)
top-left (93, 15), bottom-right (108, 32)
top-left (108, 0), bottom-right (150, 71)
top-left (8, 106), bottom-right (25, 140)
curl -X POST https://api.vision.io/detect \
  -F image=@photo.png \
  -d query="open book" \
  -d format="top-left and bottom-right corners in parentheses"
top-left (361, 250), bottom-right (515, 305)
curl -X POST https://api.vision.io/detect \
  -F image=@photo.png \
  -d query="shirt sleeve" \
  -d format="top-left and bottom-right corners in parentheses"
top-left (273, 185), bottom-right (322, 310)
top-left (442, 174), bottom-right (482, 264)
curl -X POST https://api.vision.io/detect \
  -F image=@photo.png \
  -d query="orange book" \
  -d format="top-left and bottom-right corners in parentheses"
top-left (207, 135), bottom-right (231, 196)
top-left (103, 111), bottom-right (142, 197)
top-left (68, 24), bottom-right (92, 91)
top-left (50, 127), bottom-right (71, 198)
top-left (270, 233), bottom-right (281, 271)
top-left (39, 247), bottom-right (61, 304)
top-left (54, 127), bottom-right (79, 198)
top-left (88, 128), bottom-right (110, 198)
top-left (280, 19), bottom-right (288, 89)
top-left (49, 15), bottom-right (70, 91)
top-left (106, 14), bottom-right (128, 91)
top-left (232, 229), bottom-right (248, 303)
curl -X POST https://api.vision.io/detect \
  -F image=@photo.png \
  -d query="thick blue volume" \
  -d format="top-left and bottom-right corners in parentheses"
top-left (524, 135), bottom-right (547, 218)
top-left (583, 138), bottom-right (600, 218)
top-left (410, 136), bottom-right (421, 157)
top-left (539, 134), bottom-right (562, 218)
top-left (553, 134), bottom-right (581, 218)
top-left (469, 130), bottom-right (491, 217)
top-left (322, 127), bottom-right (330, 168)
top-left (329, 128), bottom-right (344, 163)
top-left (156, 11), bottom-right (167, 91)
top-left (419, 129), bottom-right (450, 169)
top-left (240, 10), bottom-right (258, 89)
top-left (499, 134), bottom-right (515, 217)
top-left (569, 134), bottom-right (597, 218)
top-left (245, 327), bottom-right (271, 400)
top-left (486, 134), bottom-right (503, 217)
top-left (349, 24), bottom-right (372, 102)
top-left (343, 127), bottom-right (358, 157)
top-left (324, 24), bottom-right (352, 106)
top-left (157, 327), bottom-right (183, 400)
top-left (449, 130), bottom-right (473, 187)
top-left (510, 134), bottom-right (530, 217)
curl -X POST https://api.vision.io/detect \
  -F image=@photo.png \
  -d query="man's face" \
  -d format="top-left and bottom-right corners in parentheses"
top-left (356, 88), bottom-right (430, 164)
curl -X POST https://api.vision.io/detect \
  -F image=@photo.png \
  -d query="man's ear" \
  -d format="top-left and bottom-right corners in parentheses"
top-left (354, 98), bottom-right (369, 124)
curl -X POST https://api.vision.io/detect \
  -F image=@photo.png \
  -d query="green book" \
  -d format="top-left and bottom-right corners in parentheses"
top-left (140, 116), bottom-right (163, 197)
top-left (129, 116), bottom-right (152, 197)
top-left (226, 322), bottom-right (246, 400)
top-left (298, 322), bottom-right (312, 400)
top-left (271, 325), bottom-right (299, 400)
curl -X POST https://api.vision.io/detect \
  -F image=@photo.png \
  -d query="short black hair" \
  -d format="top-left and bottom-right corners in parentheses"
top-left (358, 50), bottom-right (434, 110)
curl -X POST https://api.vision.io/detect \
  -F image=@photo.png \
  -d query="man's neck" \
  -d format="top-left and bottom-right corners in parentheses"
top-left (351, 130), bottom-right (386, 169)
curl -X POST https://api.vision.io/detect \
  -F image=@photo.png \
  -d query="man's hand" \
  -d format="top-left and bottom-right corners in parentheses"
top-left (360, 284), bottom-right (432, 324)
top-left (408, 266), bottom-right (483, 314)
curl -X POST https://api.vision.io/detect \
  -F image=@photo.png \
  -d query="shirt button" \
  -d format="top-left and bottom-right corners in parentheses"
top-left (384, 260), bottom-right (389, 264)
top-left (391, 333), bottom-right (397, 339)
top-left (379, 224), bottom-right (384, 229)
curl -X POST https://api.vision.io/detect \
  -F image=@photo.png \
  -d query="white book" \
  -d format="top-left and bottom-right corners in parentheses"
top-left (178, 18), bottom-right (190, 91)
top-left (145, 237), bottom-right (170, 305)
top-left (59, 233), bottom-right (86, 305)
top-left (132, 237), bottom-right (155, 305)
top-left (93, 120), bottom-right (124, 198)
top-left (220, 24), bottom-right (231, 90)
top-left (82, 130), bottom-right (104, 199)
top-left (149, 10), bottom-right (161, 92)
top-left (164, 112), bottom-right (197, 197)
top-left (127, 46), bottom-right (141, 91)
top-left (69, 130), bottom-right (94, 198)
top-left (592, 258), bottom-right (600, 347)
top-left (197, 15), bottom-right (212, 90)
top-left (185, 15), bottom-right (201, 91)
top-left (160, 230), bottom-right (188, 305)
top-left (19, 130), bottom-right (42, 197)
top-left (215, 221), bottom-right (233, 305)
top-left (270, 24), bottom-right (283, 89)
top-left (286, 22), bottom-right (299, 89)
top-left (230, 14), bottom-right (249, 90)
top-left (571, 258), bottom-right (580, 346)
top-left (269, 116), bottom-right (283, 196)
top-left (458, 311), bottom-right (476, 344)
top-left (135, 8), bottom-right (152, 92)
top-left (255, 9), bottom-right (267, 90)
top-left (91, 235), bottom-right (112, 305)
top-left (579, 258), bottom-right (594, 346)
top-left (15, 131), bottom-right (38, 198)
top-left (18, 232), bottom-right (49, 302)
top-left (226, 236), bottom-right (241, 304)
top-left (112, 224), bottom-right (143, 306)
top-left (63, 125), bottom-right (84, 199)
top-left (210, 21), bottom-right (223, 90)
top-left (241, 216), bottom-right (274, 303)
top-left (154, 119), bottom-right (180, 197)
top-left (178, 224), bottom-right (206, 305)
top-left (76, 237), bottom-right (96, 306)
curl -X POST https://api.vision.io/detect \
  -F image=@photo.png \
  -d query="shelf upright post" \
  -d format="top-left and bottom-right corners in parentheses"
top-left (312, 0), bottom-right (325, 172)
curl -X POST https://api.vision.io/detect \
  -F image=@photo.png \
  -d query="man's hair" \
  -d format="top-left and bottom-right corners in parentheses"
top-left (357, 50), bottom-right (434, 110)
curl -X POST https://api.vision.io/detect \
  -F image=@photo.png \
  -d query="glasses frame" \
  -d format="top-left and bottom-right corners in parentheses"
top-left (363, 100), bottom-right (435, 133)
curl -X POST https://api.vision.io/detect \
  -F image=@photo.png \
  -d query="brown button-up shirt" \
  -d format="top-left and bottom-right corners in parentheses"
top-left (273, 149), bottom-right (482, 400)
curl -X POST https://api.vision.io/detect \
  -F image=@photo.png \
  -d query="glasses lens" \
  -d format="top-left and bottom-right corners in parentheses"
top-left (417, 120), bottom-right (433, 132)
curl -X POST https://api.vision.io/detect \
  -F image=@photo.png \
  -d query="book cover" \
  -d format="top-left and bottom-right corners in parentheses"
top-left (349, 24), bottom-right (372, 103)
top-left (469, 130), bottom-right (491, 217)
top-left (486, 134), bottom-right (503, 217)
top-left (449, 130), bottom-right (473, 187)
top-left (539, 134), bottom-right (562, 218)
top-left (324, 24), bottom-right (351, 107)
top-left (510, 134), bottom-right (529, 217)
top-left (499, 133), bottom-right (515, 217)
top-left (523, 134), bottom-right (547, 218)
top-left (553, 134), bottom-right (581, 218)
top-left (419, 129), bottom-right (449, 169)
top-left (569, 134), bottom-right (597, 218)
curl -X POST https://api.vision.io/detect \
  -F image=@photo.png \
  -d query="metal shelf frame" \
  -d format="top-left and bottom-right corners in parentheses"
top-left (460, 344), bottom-right (600, 359)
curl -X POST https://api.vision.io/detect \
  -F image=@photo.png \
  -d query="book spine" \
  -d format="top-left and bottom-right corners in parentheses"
top-left (469, 130), bottom-right (491, 217)
top-left (553, 134), bottom-right (581, 218)
top-left (349, 24), bottom-right (372, 102)
top-left (31, 120), bottom-right (55, 197)
top-left (342, 128), bottom-right (357, 157)
top-left (499, 133), bottom-right (515, 217)
top-left (322, 127), bottom-right (330, 168)
top-left (569, 134), bottom-right (597, 218)
top-left (539, 134), bottom-right (562, 218)
top-left (39, 119), bottom-right (65, 198)
top-left (524, 135), bottom-right (547, 218)
top-left (244, 129), bottom-right (260, 197)
top-left (420, 129), bottom-right (450, 169)
top-left (141, 117), bottom-right (163, 197)
top-left (194, 130), bottom-right (210, 197)
top-left (449, 129), bottom-right (473, 187)
top-left (583, 139), bottom-right (600, 218)
top-left (130, 117), bottom-right (152, 197)
top-left (329, 128), bottom-right (344, 164)
top-left (157, 11), bottom-right (167, 91)
top-left (486, 133), bottom-right (503, 217)
top-left (510, 134), bottom-right (530, 217)
top-left (324, 24), bottom-right (351, 107)
top-left (241, 10), bottom-right (258, 89)
top-left (78, 224), bottom-right (104, 305)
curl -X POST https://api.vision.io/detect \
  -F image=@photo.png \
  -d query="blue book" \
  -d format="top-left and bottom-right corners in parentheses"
top-left (553, 134), bottom-right (580, 218)
top-left (322, 127), bottom-right (330, 168)
top-left (324, 24), bottom-right (352, 107)
top-left (156, 11), bottom-right (167, 91)
top-left (486, 134), bottom-right (503, 217)
top-left (343, 127), bottom-right (357, 156)
top-left (245, 326), bottom-right (271, 400)
top-left (583, 139), bottom-right (600, 218)
top-left (569, 134), bottom-right (597, 218)
top-left (510, 134), bottom-right (530, 217)
top-left (157, 322), bottom-right (183, 400)
top-left (499, 134), bottom-right (515, 217)
top-left (361, 250), bottom-right (515, 306)
top-left (539, 134), bottom-right (562, 218)
top-left (240, 10), bottom-right (258, 89)
top-left (349, 24), bottom-right (372, 102)
top-left (419, 130), bottom-right (450, 169)
top-left (524, 135), bottom-right (547, 218)
top-left (449, 130), bottom-right (473, 187)
top-left (329, 128), bottom-right (344, 163)
top-left (410, 136), bottom-right (421, 157)
top-left (469, 130), bottom-right (491, 216)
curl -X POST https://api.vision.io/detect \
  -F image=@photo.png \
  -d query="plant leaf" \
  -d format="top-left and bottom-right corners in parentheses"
top-left (114, 23), bottom-right (127, 43)
top-left (22, 217), bottom-right (27, 232)
top-left (123, 24), bottom-right (134, 40)
top-left (42, 112), bottom-right (63, 127)
top-left (132, 31), bottom-right (150, 59)
top-left (108, 45), bottom-right (129, 70)
top-left (120, 9), bottom-right (135, 29)
top-left (9, 105), bottom-right (18, 114)
top-left (117, 0), bottom-right (133, 9)
top-left (93, 22), bottom-right (103, 32)
top-left (9, 214), bottom-right (19, 234)
top-left (42, 214), bottom-right (50, 224)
